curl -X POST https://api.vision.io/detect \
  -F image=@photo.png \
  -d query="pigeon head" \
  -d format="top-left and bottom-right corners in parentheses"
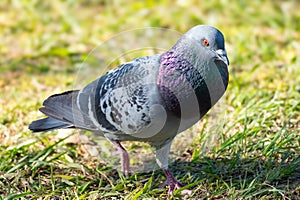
top-left (184, 25), bottom-right (229, 66)
top-left (158, 25), bottom-right (229, 118)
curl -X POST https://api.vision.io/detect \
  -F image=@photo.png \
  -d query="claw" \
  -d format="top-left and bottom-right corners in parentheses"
top-left (161, 168), bottom-right (193, 196)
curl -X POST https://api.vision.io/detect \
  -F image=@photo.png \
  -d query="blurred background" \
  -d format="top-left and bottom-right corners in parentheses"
top-left (0, 0), bottom-right (299, 199)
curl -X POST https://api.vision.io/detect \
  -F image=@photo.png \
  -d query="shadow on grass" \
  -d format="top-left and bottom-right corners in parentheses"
top-left (165, 156), bottom-right (300, 198)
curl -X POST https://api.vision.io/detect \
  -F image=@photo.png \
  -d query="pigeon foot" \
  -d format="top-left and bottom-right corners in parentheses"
top-left (160, 168), bottom-right (193, 196)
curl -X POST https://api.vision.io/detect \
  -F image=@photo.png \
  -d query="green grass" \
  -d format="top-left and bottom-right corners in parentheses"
top-left (0, 0), bottom-right (300, 199)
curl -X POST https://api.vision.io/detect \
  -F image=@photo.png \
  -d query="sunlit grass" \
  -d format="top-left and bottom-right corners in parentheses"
top-left (0, 0), bottom-right (299, 199)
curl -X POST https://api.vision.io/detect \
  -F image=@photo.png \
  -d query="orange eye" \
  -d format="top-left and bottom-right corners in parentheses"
top-left (202, 39), bottom-right (209, 47)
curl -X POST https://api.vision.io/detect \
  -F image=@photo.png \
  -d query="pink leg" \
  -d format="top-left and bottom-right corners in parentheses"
top-left (160, 168), bottom-right (192, 195)
top-left (112, 141), bottom-right (130, 176)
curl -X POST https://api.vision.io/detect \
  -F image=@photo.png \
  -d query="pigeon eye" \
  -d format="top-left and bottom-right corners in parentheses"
top-left (202, 39), bottom-right (209, 47)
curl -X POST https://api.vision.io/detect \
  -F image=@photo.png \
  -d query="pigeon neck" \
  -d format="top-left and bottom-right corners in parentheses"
top-left (157, 43), bottom-right (210, 117)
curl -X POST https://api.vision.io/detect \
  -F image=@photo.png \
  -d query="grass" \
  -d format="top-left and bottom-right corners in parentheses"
top-left (0, 0), bottom-right (300, 199)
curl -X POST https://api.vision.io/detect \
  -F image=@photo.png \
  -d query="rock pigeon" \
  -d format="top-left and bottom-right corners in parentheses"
top-left (29, 25), bottom-right (229, 194)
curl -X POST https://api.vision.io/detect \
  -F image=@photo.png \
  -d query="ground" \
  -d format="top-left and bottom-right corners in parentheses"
top-left (0, 1), bottom-right (299, 199)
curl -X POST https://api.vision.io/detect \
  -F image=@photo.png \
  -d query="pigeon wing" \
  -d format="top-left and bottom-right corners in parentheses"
top-left (77, 54), bottom-right (166, 137)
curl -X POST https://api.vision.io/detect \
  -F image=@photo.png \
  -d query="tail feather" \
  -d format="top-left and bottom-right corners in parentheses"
top-left (29, 117), bottom-right (73, 132)
top-left (41, 90), bottom-right (79, 124)
top-left (29, 90), bottom-right (99, 132)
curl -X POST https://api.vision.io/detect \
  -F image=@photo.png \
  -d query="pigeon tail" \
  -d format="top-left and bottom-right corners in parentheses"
top-left (31, 90), bottom-right (99, 132)
top-left (39, 90), bottom-right (79, 124)
top-left (29, 117), bottom-right (73, 132)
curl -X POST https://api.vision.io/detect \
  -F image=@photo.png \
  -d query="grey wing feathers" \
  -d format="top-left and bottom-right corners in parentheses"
top-left (96, 55), bottom-right (162, 135)
top-left (76, 55), bottom-right (162, 135)
top-left (77, 77), bottom-right (118, 132)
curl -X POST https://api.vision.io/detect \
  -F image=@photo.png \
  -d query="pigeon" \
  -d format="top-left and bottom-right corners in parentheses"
top-left (29, 25), bottom-right (229, 194)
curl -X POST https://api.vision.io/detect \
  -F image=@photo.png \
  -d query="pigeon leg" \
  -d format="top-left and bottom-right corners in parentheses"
top-left (112, 141), bottom-right (130, 177)
top-left (155, 142), bottom-right (192, 195)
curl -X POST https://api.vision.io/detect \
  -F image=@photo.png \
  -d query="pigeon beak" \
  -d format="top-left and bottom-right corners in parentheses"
top-left (216, 49), bottom-right (229, 66)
